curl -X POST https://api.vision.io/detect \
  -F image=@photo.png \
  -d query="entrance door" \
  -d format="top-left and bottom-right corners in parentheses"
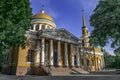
top-left (54, 53), bottom-right (58, 67)
top-left (74, 56), bottom-right (77, 66)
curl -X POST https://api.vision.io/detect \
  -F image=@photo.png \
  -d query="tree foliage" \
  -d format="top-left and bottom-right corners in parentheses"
top-left (0, 0), bottom-right (32, 68)
top-left (103, 52), bottom-right (120, 68)
top-left (90, 0), bottom-right (120, 54)
top-left (102, 48), bottom-right (120, 68)
top-left (0, 0), bottom-right (32, 49)
top-left (103, 50), bottom-right (116, 68)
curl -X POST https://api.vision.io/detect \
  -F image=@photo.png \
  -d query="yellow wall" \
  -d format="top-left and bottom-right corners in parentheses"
top-left (17, 39), bottom-right (36, 67)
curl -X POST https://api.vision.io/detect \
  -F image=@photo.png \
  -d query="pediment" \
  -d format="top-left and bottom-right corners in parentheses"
top-left (41, 28), bottom-right (79, 43)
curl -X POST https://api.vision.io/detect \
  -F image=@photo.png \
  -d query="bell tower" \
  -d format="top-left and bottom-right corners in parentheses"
top-left (81, 10), bottom-right (90, 47)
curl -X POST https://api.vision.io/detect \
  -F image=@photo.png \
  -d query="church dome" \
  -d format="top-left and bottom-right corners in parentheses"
top-left (32, 8), bottom-right (54, 22)
top-left (32, 8), bottom-right (56, 29)
top-left (33, 13), bottom-right (54, 22)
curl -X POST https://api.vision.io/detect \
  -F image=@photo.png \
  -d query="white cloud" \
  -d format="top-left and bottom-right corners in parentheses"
top-left (104, 44), bottom-right (115, 55)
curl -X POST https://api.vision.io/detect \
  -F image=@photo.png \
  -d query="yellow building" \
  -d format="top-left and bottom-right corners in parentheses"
top-left (2, 8), bottom-right (104, 75)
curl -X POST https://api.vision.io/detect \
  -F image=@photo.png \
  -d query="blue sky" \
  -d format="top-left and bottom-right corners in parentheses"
top-left (29, 0), bottom-right (114, 54)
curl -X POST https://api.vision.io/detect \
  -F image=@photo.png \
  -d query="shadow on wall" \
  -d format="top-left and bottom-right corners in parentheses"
top-left (1, 47), bottom-right (19, 75)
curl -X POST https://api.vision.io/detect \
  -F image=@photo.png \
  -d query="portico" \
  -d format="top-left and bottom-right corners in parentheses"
top-left (34, 31), bottom-right (81, 67)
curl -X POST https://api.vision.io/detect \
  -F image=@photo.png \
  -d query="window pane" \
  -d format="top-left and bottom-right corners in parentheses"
top-left (27, 50), bottom-right (34, 62)
top-left (42, 25), bottom-right (45, 29)
top-left (35, 25), bottom-right (39, 31)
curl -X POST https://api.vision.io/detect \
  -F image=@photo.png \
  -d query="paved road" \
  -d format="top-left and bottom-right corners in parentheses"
top-left (0, 70), bottom-right (120, 80)
top-left (0, 74), bottom-right (120, 80)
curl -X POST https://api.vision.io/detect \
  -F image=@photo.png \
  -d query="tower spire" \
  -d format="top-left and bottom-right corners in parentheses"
top-left (81, 9), bottom-right (88, 35)
top-left (82, 9), bottom-right (87, 28)
top-left (81, 10), bottom-right (90, 47)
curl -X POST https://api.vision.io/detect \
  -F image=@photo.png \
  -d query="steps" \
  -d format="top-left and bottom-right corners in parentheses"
top-left (48, 67), bottom-right (89, 76)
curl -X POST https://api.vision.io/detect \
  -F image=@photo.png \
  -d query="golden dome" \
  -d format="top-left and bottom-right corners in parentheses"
top-left (33, 9), bottom-right (54, 22)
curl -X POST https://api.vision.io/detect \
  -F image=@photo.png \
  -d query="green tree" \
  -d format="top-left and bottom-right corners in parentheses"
top-left (0, 50), bottom-right (4, 71)
top-left (104, 53), bottom-right (115, 68)
top-left (0, 0), bottom-right (32, 49)
top-left (0, 0), bottom-right (32, 69)
top-left (90, 0), bottom-right (120, 54)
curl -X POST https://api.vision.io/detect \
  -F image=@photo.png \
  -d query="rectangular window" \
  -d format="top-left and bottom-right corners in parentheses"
top-left (27, 50), bottom-right (34, 62)
top-left (87, 59), bottom-right (89, 66)
top-left (82, 59), bottom-right (84, 65)
top-left (92, 59), bottom-right (95, 66)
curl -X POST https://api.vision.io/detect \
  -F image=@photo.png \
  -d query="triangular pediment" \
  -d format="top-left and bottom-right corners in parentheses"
top-left (28, 28), bottom-right (79, 44)
top-left (41, 28), bottom-right (79, 44)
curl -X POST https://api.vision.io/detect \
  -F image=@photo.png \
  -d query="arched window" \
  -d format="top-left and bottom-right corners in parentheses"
top-left (35, 24), bottom-right (39, 31)
top-left (47, 26), bottom-right (50, 29)
top-left (41, 25), bottom-right (45, 29)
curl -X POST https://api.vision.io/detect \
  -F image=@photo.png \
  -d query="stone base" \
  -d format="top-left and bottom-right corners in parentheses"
top-left (2, 65), bottom-right (49, 76)
top-left (2, 65), bottom-right (90, 75)
top-left (34, 66), bottom-right (48, 75)
top-left (49, 66), bottom-right (89, 75)
top-left (16, 66), bottom-right (34, 76)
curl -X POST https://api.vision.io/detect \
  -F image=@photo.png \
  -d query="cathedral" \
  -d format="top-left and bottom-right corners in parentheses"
top-left (2, 7), bottom-right (104, 75)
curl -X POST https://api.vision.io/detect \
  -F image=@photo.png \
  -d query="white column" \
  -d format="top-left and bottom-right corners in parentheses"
top-left (39, 24), bottom-right (42, 30)
top-left (50, 40), bottom-right (53, 66)
top-left (41, 38), bottom-right (45, 65)
top-left (45, 43), bottom-right (48, 65)
top-left (64, 43), bottom-right (68, 66)
top-left (57, 41), bottom-right (61, 66)
top-left (45, 25), bottom-right (48, 29)
top-left (36, 41), bottom-right (40, 65)
top-left (33, 24), bottom-right (36, 31)
top-left (76, 47), bottom-right (80, 67)
top-left (70, 44), bottom-right (74, 67)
